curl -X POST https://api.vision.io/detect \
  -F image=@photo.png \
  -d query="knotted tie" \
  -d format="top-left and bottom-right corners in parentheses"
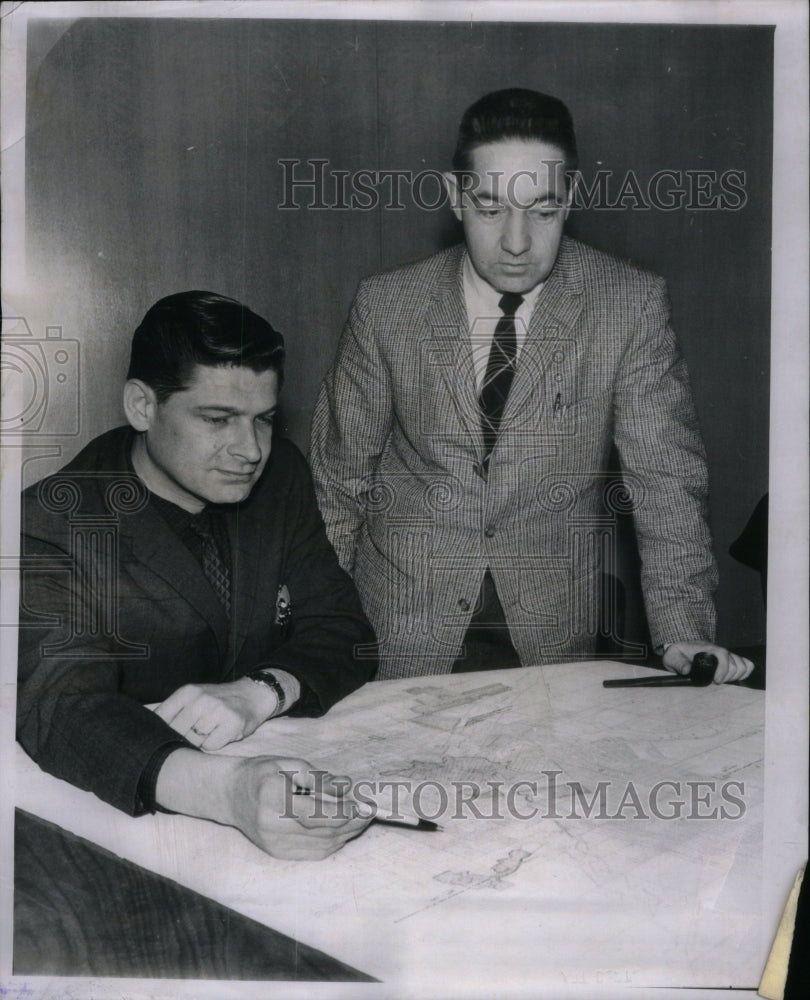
top-left (479, 292), bottom-right (524, 464)
top-left (190, 511), bottom-right (231, 616)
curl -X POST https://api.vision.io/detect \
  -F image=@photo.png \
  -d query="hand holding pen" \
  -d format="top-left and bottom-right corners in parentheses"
top-left (292, 782), bottom-right (442, 832)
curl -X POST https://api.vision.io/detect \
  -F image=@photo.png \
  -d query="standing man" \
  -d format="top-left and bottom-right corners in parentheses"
top-left (18, 291), bottom-right (376, 860)
top-left (311, 88), bottom-right (752, 684)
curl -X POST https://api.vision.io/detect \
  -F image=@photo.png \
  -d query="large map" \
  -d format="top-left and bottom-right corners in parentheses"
top-left (16, 662), bottom-right (764, 991)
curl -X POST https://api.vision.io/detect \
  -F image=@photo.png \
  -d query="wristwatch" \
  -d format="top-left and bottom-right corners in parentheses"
top-left (247, 669), bottom-right (286, 715)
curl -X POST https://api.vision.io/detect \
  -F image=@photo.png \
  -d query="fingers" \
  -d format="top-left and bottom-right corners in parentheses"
top-left (288, 781), bottom-right (372, 830)
top-left (714, 652), bottom-right (754, 684)
top-left (662, 643), bottom-right (755, 684)
top-left (661, 645), bottom-right (692, 675)
top-left (297, 805), bottom-right (372, 832)
top-left (243, 759), bottom-right (372, 859)
top-left (688, 647), bottom-right (751, 684)
top-left (710, 649), bottom-right (732, 684)
top-left (267, 830), bottom-right (364, 861)
top-left (177, 709), bottom-right (240, 749)
top-left (279, 812), bottom-right (370, 858)
top-left (288, 767), bottom-right (350, 795)
top-left (199, 724), bottom-right (239, 752)
top-left (153, 684), bottom-right (245, 748)
top-left (152, 684), bottom-right (198, 726)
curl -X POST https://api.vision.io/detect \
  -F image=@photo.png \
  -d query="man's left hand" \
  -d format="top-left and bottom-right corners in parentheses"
top-left (663, 642), bottom-right (754, 684)
top-left (153, 676), bottom-right (288, 750)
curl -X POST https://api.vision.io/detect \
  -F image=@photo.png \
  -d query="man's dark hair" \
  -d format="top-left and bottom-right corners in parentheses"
top-left (452, 88), bottom-right (578, 176)
top-left (127, 291), bottom-right (285, 402)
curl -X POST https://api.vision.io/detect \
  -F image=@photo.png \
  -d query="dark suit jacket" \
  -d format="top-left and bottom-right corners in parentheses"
top-left (311, 238), bottom-right (718, 677)
top-left (17, 427), bottom-right (377, 814)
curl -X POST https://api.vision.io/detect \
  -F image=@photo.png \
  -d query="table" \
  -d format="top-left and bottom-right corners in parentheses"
top-left (14, 661), bottom-right (765, 994)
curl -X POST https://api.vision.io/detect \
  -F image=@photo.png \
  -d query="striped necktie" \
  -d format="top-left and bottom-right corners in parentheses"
top-left (479, 292), bottom-right (524, 464)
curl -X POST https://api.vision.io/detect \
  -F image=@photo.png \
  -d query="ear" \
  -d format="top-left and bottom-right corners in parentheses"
top-left (563, 173), bottom-right (576, 222)
top-left (123, 379), bottom-right (157, 432)
top-left (443, 171), bottom-right (464, 222)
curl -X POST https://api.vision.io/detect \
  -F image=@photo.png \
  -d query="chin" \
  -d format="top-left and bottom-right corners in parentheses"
top-left (489, 270), bottom-right (544, 294)
top-left (495, 277), bottom-right (539, 295)
top-left (206, 483), bottom-right (255, 505)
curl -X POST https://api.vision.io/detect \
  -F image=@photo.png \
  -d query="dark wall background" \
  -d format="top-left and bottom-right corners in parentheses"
top-left (20, 18), bottom-right (771, 647)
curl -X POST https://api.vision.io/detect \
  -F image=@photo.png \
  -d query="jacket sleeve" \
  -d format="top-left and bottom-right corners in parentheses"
top-left (612, 275), bottom-right (719, 650)
top-left (250, 442), bottom-right (378, 712)
top-left (16, 524), bottom-right (192, 816)
top-left (309, 279), bottom-right (394, 573)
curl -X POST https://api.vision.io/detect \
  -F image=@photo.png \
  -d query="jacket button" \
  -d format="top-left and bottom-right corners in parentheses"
top-left (458, 598), bottom-right (470, 612)
top-left (484, 526), bottom-right (496, 538)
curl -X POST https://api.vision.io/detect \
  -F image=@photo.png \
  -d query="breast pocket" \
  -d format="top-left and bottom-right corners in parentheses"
top-left (549, 389), bottom-right (613, 461)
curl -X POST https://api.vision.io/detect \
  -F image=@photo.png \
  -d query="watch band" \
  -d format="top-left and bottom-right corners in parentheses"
top-left (247, 669), bottom-right (286, 715)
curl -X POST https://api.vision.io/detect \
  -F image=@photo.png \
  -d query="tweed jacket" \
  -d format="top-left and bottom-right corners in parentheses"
top-left (310, 237), bottom-right (718, 678)
top-left (17, 427), bottom-right (377, 814)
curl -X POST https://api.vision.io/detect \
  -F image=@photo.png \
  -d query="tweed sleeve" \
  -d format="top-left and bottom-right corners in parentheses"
top-left (612, 276), bottom-right (719, 650)
top-left (310, 280), bottom-right (394, 573)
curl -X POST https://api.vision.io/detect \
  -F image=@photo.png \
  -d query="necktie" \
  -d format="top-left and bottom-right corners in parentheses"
top-left (479, 292), bottom-right (524, 463)
top-left (190, 511), bottom-right (231, 616)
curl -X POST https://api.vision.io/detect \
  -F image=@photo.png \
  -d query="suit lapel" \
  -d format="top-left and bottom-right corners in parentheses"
top-left (77, 428), bottom-right (232, 663)
top-left (422, 247), bottom-right (484, 450)
top-left (504, 237), bottom-right (584, 421)
top-left (224, 494), bottom-right (263, 671)
top-left (119, 506), bottom-right (230, 659)
top-left (116, 477), bottom-right (264, 677)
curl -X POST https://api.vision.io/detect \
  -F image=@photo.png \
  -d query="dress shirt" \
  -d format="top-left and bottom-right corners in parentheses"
top-left (462, 253), bottom-right (544, 394)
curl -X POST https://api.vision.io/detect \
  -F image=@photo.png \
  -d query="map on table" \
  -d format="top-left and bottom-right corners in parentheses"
top-left (16, 662), bottom-right (765, 989)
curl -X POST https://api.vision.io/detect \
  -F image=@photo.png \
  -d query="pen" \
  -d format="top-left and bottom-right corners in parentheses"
top-left (554, 392), bottom-right (562, 414)
top-left (293, 787), bottom-right (443, 831)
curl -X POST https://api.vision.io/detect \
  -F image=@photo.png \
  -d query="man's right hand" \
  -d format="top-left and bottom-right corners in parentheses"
top-left (155, 750), bottom-right (371, 860)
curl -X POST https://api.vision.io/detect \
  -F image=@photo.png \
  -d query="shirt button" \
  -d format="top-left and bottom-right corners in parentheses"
top-left (484, 526), bottom-right (496, 538)
top-left (458, 598), bottom-right (471, 612)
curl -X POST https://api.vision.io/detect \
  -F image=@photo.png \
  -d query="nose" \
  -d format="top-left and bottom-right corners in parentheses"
top-left (228, 420), bottom-right (263, 464)
top-left (500, 210), bottom-right (531, 257)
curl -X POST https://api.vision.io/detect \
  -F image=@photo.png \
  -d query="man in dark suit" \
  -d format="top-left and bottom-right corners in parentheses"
top-left (18, 291), bottom-right (376, 860)
top-left (311, 88), bottom-right (753, 685)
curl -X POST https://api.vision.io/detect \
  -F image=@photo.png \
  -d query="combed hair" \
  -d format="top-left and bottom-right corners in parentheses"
top-left (127, 291), bottom-right (285, 402)
top-left (452, 88), bottom-right (578, 176)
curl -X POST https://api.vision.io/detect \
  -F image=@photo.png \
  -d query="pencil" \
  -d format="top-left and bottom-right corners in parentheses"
top-left (292, 786), bottom-right (443, 831)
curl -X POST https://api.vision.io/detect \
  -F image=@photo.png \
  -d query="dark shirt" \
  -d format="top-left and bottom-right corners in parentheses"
top-left (149, 495), bottom-right (232, 589)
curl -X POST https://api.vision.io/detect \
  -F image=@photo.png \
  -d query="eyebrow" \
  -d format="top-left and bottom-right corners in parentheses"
top-left (470, 190), bottom-right (564, 208)
top-left (193, 405), bottom-right (277, 418)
